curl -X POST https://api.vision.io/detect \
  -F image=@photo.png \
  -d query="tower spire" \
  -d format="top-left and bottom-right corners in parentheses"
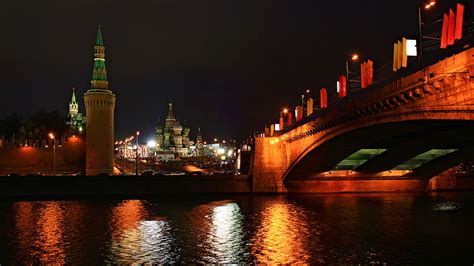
top-left (71, 87), bottom-right (77, 103)
top-left (90, 25), bottom-right (109, 90)
top-left (69, 87), bottom-right (79, 116)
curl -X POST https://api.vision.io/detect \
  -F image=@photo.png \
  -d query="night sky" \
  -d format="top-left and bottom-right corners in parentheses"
top-left (0, 0), bottom-right (463, 142)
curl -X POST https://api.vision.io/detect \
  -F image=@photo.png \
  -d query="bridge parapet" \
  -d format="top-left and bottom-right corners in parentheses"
top-left (281, 48), bottom-right (474, 144)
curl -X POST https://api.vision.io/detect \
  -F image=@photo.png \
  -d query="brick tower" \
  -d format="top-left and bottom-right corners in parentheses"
top-left (84, 26), bottom-right (116, 175)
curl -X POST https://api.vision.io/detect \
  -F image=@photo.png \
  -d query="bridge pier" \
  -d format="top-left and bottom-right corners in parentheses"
top-left (251, 137), bottom-right (288, 192)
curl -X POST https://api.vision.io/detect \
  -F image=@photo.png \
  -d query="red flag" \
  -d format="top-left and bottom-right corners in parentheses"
top-left (447, 9), bottom-right (455, 45)
top-left (455, 3), bottom-right (464, 40)
top-left (440, 13), bottom-right (448, 48)
top-left (279, 116), bottom-right (284, 131)
top-left (320, 88), bottom-right (327, 109)
top-left (361, 62), bottom-right (367, 89)
top-left (367, 60), bottom-right (373, 86)
top-left (338, 75), bottom-right (347, 98)
top-left (287, 112), bottom-right (293, 126)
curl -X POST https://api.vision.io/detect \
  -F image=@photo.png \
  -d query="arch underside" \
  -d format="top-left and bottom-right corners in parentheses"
top-left (284, 119), bottom-right (474, 181)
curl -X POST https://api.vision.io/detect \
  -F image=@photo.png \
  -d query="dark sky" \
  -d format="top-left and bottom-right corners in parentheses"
top-left (0, 0), bottom-right (462, 142)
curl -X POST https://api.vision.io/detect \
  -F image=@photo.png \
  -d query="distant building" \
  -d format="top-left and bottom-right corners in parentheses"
top-left (66, 87), bottom-right (84, 134)
top-left (155, 101), bottom-right (193, 157)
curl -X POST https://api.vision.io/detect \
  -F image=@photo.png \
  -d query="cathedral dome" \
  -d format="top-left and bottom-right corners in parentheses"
top-left (173, 121), bottom-right (183, 132)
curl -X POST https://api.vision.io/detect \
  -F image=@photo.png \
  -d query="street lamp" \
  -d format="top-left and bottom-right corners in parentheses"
top-left (418, 0), bottom-right (436, 69)
top-left (135, 131), bottom-right (140, 176)
top-left (345, 53), bottom-right (360, 97)
top-left (49, 133), bottom-right (56, 175)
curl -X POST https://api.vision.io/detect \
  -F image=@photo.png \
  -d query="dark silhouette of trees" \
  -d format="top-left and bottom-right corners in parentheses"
top-left (0, 110), bottom-right (66, 139)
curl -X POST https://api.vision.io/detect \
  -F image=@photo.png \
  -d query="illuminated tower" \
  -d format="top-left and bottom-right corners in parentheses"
top-left (67, 87), bottom-right (84, 134)
top-left (83, 26), bottom-right (116, 175)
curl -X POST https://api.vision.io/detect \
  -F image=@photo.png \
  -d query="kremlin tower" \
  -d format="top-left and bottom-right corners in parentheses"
top-left (83, 26), bottom-right (116, 175)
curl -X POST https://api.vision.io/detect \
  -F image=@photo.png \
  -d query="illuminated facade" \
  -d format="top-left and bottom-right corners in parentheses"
top-left (84, 26), bottom-right (116, 175)
top-left (155, 101), bottom-right (193, 157)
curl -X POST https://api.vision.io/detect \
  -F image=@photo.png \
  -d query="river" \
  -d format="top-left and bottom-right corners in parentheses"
top-left (0, 192), bottom-right (473, 264)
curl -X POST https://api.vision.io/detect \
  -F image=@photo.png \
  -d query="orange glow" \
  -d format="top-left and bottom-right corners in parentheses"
top-left (425, 1), bottom-right (435, 9)
top-left (109, 200), bottom-right (149, 263)
top-left (306, 89), bottom-right (310, 93)
top-left (283, 108), bottom-right (288, 114)
top-left (13, 202), bottom-right (34, 264)
top-left (36, 202), bottom-right (66, 264)
top-left (48, 133), bottom-right (54, 139)
top-left (111, 200), bottom-right (146, 237)
top-left (252, 203), bottom-right (310, 263)
top-left (351, 54), bottom-right (359, 61)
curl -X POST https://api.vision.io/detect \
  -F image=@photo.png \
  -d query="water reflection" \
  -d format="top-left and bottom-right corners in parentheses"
top-left (12, 202), bottom-right (67, 264)
top-left (108, 199), bottom-right (176, 264)
top-left (3, 193), bottom-right (474, 264)
top-left (209, 202), bottom-right (245, 263)
top-left (252, 200), bottom-right (312, 264)
top-left (13, 202), bottom-right (35, 264)
top-left (185, 200), bottom-right (246, 263)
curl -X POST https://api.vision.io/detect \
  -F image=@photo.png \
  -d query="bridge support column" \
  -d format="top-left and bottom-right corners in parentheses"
top-left (251, 138), bottom-right (288, 192)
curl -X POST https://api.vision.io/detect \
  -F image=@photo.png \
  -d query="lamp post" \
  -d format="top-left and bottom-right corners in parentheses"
top-left (135, 131), bottom-right (140, 176)
top-left (418, 1), bottom-right (436, 69)
top-left (48, 133), bottom-right (56, 176)
top-left (344, 53), bottom-right (360, 99)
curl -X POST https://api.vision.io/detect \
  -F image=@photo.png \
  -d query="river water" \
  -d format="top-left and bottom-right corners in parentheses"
top-left (0, 192), bottom-right (473, 264)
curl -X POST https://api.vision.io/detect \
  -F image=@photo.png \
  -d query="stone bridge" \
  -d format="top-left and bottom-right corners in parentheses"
top-left (252, 48), bottom-right (474, 193)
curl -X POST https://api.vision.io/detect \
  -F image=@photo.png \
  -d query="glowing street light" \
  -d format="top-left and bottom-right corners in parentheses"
top-left (49, 133), bottom-right (56, 175)
top-left (425, 1), bottom-right (435, 9)
top-left (418, 0), bottom-right (436, 69)
top-left (283, 108), bottom-right (288, 114)
top-left (345, 52), bottom-right (361, 98)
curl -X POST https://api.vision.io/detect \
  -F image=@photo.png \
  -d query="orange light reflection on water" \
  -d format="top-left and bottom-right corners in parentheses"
top-left (35, 202), bottom-right (66, 264)
top-left (252, 202), bottom-right (311, 264)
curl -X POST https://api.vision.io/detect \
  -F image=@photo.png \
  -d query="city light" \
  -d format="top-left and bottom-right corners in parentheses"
top-left (425, 1), bottom-right (435, 9)
top-left (136, 131), bottom-right (140, 136)
top-left (147, 140), bottom-right (156, 148)
top-left (351, 54), bottom-right (359, 61)
top-left (217, 148), bottom-right (225, 155)
top-left (283, 108), bottom-right (288, 114)
top-left (48, 133), bottom-right (54, 139)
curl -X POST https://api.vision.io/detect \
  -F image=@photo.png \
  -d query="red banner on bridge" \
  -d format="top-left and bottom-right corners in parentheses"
top-left (447, 9), bottom-right (455, 46)
top-left (338, 76), bottom-right (347, 98)
top-left (455, 3), bottom-right (464, 40)
top-left (320, 88), bottom-right (327, 109)
top-left (441, 13), bottom-right (449, 49)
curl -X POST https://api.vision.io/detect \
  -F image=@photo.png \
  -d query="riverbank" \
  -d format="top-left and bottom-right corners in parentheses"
top-left (1, 174), bottom-right (473, 197)
top-left (0, 175), bottom-right (251, 197)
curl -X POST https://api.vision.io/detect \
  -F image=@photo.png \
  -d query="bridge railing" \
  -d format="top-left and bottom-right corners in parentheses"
top-left (272, 18), bottom-right (474, 136)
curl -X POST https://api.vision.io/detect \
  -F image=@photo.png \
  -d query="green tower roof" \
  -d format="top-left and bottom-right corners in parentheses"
top-left (90, 26), bottom-right (109, 89)
top-left (96, 26), bottom-right (104, 46)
